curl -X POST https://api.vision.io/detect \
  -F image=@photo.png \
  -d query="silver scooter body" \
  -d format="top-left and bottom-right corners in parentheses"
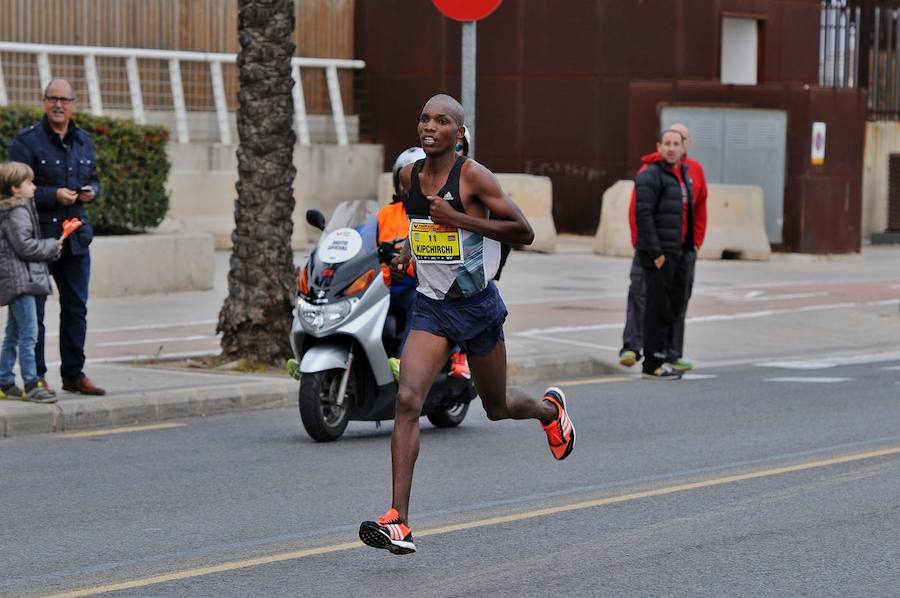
top-left (291, 274), bottom-right (393, 387)
top-left (290, 199), bottom-right (475, 441)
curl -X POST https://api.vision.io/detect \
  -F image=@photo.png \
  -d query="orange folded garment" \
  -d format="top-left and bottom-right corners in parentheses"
top-left (60, 218), bottom-right (82, 240)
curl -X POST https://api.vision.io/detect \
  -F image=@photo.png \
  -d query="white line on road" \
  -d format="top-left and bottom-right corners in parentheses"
top-left (514, 299), bottom-right (898, 337)
top-left (765, 377), bottom-right (852, 383)
top-left (756, 351), bottom-right (900, 370)
top-left (681, 373), bottom-right (717, 380)
top-left (714, 291), bottom-right (830, 302)
top-left (97, 335), bottom-right (216, 347)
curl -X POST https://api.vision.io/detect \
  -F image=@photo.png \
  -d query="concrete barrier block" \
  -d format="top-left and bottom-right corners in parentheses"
top-left (593, 180), bottom-right (637, 258)
top-left (700, 184), bottom-right (771, 261)
top-left (497, 174), bottom-right (557, 252)
top-left (593, 180), bottom-right (771, 260)
top-left (376, 172), bottom-right (557, 252)
top-left (377, 172), bottom-right (393, 206)
top-left (89, 232), bottom-right (215, 297)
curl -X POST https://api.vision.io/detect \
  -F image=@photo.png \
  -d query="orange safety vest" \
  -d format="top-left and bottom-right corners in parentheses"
top-left (376, 201), bottom-right (416, 286)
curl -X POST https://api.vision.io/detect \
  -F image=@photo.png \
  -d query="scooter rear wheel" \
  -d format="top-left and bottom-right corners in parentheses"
top-left (426, 401), bottom-right (469, 428)
top-left (299, 369), bottom-right (351, 441)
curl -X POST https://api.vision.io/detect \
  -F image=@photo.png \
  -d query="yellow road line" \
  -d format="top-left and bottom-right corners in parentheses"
top-left (57, 423), bottom-right (185, 438)
top-left (41, 444), bottom-right (900, 598)
top-left (554, 375), bottom-right (634, 386)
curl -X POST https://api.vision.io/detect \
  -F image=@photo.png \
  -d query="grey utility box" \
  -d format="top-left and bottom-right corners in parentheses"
top-left (661, 106), bottom-right (787, 244)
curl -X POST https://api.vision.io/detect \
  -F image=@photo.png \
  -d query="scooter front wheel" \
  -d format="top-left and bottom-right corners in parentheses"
top-left (299, 369), bottom-right (351, 441)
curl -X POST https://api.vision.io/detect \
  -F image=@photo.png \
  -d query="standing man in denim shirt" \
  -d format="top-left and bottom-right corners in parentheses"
top-left (9, 79), bottom-right (105, 396)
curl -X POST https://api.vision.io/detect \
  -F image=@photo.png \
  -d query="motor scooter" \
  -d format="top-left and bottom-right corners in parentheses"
top-left (290, 199), bottom-right (477, 441)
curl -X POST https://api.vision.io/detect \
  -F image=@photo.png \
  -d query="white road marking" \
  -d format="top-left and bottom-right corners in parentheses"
top-left (681, 373), bottom-right (717, 380)
top-left (756, 351), bottom-right (900, 370)
top-left (97, 335), bottom-right (216, 347)
top-left (765, 377), bottom-right (852, 383)
top-left (756, 361), bottom-right (837, 370)
top-left (514, 299), bottom-right (897, 337)
top-left (719, 291), bottom-right (830, 302)
top-left (880, 365), bottom-right (900, 371)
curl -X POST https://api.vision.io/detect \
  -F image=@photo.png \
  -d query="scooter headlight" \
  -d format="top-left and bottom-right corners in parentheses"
top-left (298, 298), bottom-right (355, 332)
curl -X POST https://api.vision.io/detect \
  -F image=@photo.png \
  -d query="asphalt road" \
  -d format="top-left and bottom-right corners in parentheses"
top-left (2, 355), bottom-right (899, 597)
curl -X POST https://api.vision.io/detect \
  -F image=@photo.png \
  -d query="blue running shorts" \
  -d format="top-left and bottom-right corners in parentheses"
top-left (410, 282), bottom-right (507, 356)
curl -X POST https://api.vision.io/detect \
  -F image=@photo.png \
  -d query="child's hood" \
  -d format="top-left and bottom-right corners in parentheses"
top-left (0, 195), bottom-right (30, 224)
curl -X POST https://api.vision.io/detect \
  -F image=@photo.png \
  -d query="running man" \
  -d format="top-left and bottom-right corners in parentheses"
top-left (358, 94), bottom-right (576, 555)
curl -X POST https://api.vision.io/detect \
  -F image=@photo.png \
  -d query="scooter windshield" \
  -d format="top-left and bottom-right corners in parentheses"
top-left (316, 200), bottom-right (379, 264)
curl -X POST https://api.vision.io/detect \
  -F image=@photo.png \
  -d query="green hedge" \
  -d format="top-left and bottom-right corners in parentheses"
top-left (0, 106), bottom-right (170, 234)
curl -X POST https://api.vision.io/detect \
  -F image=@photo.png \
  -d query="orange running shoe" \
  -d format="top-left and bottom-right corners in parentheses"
top-left (449, 352), bottom-right (471, 379)
top-left (359, 508), bottom-right (416, 555)
top-left (541, 387), bottom-right (575, 460)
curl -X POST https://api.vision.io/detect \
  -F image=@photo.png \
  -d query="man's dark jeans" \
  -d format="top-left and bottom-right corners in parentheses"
top-left (641, 252), bottom-right (688, 373)
top-left (36, 250), bottom-right (90, 381)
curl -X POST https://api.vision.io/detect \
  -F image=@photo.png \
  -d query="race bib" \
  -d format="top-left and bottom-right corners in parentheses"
top-left (409, 218), bottom-right (463, 263)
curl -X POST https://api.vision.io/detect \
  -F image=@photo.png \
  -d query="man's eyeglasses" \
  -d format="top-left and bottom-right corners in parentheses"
top-left (44, 96), bottom-right (75, 105)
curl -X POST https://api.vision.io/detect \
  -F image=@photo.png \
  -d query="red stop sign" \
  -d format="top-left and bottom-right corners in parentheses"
top-left (432, 0), bottom-right (503, 22)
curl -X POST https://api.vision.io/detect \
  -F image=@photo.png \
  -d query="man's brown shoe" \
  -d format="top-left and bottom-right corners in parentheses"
top-left (38, 378), bottom-right (56, 396)
top-left (62, 377), bottom-right (106, 396)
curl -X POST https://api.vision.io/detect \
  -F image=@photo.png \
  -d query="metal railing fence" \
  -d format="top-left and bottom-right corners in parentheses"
top-left (0, 41), bottom-right (365, 146)
top-left (820, 0), bottom-right (862, 88)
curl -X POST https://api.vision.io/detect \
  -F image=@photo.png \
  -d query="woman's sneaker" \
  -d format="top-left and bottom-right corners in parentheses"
top-left (359, 508), bottom-right (416, 555)
top-left (24, 381), bottom-right (57, 404)
top-left (541, 387), bottom-right (575, 460)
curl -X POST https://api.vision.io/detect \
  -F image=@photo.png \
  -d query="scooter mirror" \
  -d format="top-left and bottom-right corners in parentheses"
top-left (305, 209), bottom-right (326, 231)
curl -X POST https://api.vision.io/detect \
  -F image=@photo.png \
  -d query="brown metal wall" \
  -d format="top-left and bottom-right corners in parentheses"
top-left (626, 81), bottom-right (867, 253)
top-left (356, 0), bottom-right (845, 242)
top-left (0, 0), bottom-right (354, 113)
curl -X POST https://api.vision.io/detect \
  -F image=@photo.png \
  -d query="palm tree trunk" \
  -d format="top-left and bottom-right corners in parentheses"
top-left (218, 0), bottom-right (297, 364)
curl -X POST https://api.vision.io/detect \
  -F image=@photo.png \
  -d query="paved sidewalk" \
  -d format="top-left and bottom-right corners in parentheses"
top-left (2, 238), bottom-right (898, 437)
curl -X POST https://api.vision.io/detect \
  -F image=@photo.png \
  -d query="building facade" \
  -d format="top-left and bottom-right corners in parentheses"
top-left (356, 0), bottom-right (867, 252)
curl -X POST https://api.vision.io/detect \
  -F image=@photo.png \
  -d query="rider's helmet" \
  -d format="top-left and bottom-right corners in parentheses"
top-left (392, 146), bottom-right (426, 196)
top-left (457, 125), bottom-right (472, 157)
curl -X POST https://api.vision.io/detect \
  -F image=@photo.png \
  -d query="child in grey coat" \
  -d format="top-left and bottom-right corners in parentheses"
top-left (0, 161), bottom-right (61, 403)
